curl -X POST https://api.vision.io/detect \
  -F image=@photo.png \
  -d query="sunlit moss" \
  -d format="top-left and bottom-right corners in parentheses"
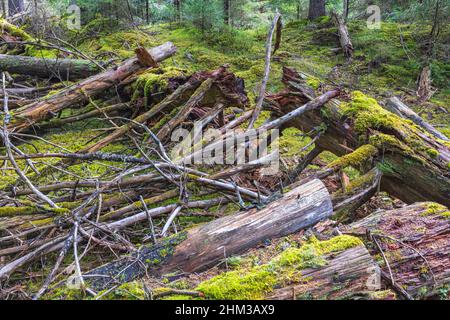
top-left (327, 145), bottom-right (378, 170)
top-left (421, 202), bottom-right (450, 219)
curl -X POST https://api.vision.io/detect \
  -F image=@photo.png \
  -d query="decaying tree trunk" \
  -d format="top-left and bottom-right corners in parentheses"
top-left (84, 179), bottom-right (333, 290)
top-left (417, 65), bottom-right (432, 101)
top-left (0, 54), bottom-right (103, 80)
top-left (343, 202), bottom-right (450, 299)
top-left (332, 11), bottom-right (354, 59)
top-left (385, 97), bottom-right (448, 141)
top-left (8, 42), bottom-right (177, 132)
top-left (268, 67), bottom-right (450, 206)
top-left (269, 245), bottom-right (388, 300)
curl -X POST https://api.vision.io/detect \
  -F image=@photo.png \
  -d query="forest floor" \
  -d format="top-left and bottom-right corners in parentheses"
top-left (0, 16), bottom-right (449, 300)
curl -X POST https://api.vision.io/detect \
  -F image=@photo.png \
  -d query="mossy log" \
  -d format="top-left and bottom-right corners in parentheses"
top-left (343, 202), bottom-right (450, 299)
top-left (83, 179), bottom-right (333, 290)
top-left (8, 42), bottom-right (177, 133)
top-left (385, 97), bottom-right (448, 141)
top-left (268, 67), bottom-right (450, 206)
top-left (194, 235), bottom-right (390, 300)
top-left (0, 54), bottom-right (103, 80)
top-left (268, 245), bottom-right (387, 300)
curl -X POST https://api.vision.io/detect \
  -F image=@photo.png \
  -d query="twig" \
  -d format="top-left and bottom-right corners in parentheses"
top-left (248, 11), bottom-right (282, 130)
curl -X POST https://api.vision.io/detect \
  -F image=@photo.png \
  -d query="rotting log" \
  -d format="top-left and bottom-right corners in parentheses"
top-left (268, 67), bottom-right (450, 206)
top-left (8, 42), bottom-right (177, 132)
top-left (0, 54), bottom-right (102, 80)
top-left (343, 202), bottom-right (450, 299)
top-left (385, 97), bottom-right (448, 141)
top-left (83, 179), bottom-right (333, 290)
top-left (269, 245), bottom-right (389, 300)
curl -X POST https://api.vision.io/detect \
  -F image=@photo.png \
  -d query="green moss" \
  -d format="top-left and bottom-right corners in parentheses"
top-left (426, 148), bottom-right (439, 158)
top-left (369, 133), bottom-right (413, 153)
top-left (97, 282), bottom-right (145, 300)
top-left (196, 266), bottom-right (276, 300)
top-left (0, 18), bottom-right (33, 41)
top-left (339, 92), bottom-right (445, 165)
top-left (278, 127), bottom-right (315, 158)
top-left (341, 91), bottom-right (407, 134)
top-left (327, 145), bottom-right (378, 170)
top-left (306, 77), bottom-right (321, 90)
top-left (196, 235), bottom-right (362, 300)
top-left (421, 202), bottom-right (450, 219)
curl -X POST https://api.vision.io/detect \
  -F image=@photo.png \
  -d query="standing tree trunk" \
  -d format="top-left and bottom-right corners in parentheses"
top-left (343, 0), bottom-right (350, 21)
top-left (308, 0), bottom-right (326, 21)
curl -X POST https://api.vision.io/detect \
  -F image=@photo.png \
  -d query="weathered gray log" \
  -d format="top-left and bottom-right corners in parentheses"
top-left (84, 179), bottom-right (333, 290)
top-left (385, 97), bottom-right (448, 141)
top-left (332, 11), bottom-right (354, 59)
top-left (268, 67), bottom-right (450, 206)
top-left (343, 202), bottom-right (450, 299)
top-left (0, 54), bottom-right (102, 80)
top-left (9, 42), bottom-right (177, 132)
top-left (269, 245), bottom-right (389, 300)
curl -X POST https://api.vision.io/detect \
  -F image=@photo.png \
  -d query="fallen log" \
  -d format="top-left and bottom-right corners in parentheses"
top-left (8, 42), bottom-right (177, 132)
top-left (343, 202), bottom-right (450, 299)
top-left (83, 179), bottom-right (333, 291)
top-left (269, 67), bottom-right (450, 206)
top-left (193, 235), bottom-right (388, 300)
top-left (385, 96), bottom-right (448, 141)
top-left (0, 54), bottom-right (102, 80)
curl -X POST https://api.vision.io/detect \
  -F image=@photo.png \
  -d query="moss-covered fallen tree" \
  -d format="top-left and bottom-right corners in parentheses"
top-left (0, 54), bottom-right (103, 80)
top-left (269, 67), bottom-right (450, 207)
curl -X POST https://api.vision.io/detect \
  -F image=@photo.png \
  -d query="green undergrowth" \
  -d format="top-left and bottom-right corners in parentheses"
top-left (196, 235), bottom-right (363, 300)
